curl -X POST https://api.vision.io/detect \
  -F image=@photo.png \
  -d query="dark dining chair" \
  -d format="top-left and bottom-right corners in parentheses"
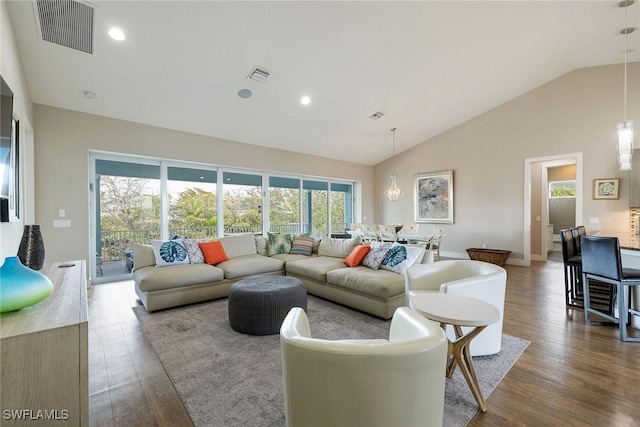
top-left (561, 228), bottom-right (583, 307)
top-left (581, 236), bottom-right (640, 342)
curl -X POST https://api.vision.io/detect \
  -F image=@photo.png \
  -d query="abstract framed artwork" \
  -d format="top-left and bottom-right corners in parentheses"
top-left (414, 170), bottom-right (453, 223)
top-left (593, 178), bottom-right (620, 200)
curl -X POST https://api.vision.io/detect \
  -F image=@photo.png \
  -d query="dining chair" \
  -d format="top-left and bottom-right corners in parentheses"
top-left (561, 228), bottom-right (582, 307)
top-left (429, 228), bottom-right (444, 261)
top-left (377, 224), bottom-right (399, 242)
top-left (360, 224), bottom-right (379, 242)
top-left (581, 236), bottom-right (640, 342)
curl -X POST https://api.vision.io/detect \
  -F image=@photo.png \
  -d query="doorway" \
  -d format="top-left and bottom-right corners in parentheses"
top-left (523, 153), bottom-right (583, 265)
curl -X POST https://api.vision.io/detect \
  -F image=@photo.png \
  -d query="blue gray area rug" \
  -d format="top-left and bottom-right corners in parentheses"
top-left (133, 295), bottom-right (529, 427)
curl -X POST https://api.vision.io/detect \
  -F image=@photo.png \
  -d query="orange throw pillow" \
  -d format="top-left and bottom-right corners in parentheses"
top-left (344, 245), bottom-right (370, 267)
top-left (199, 240), bottom-right (229, 265)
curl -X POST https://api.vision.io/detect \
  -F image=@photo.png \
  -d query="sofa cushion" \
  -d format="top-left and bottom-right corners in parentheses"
top-left (318, 236), bottom-right (361, 258)
top-left (271, 253), bottom-right (314, 263)
top-left (133, 263), bottom-right (225, 292)
top-left (219, 234), bottom-right (258, 258)
top-left (326, 266), bottom-right (405, 299)
top-left (216, 254), bottom-right (284, 279)
top-left (151, 239), bottom-right (190, 267)
top-left (133, 243), bottom-right (156, 271)
top-left (285, 256), bottom-right (348, 283)
top-left (255, 235), bottom-right (268, 256)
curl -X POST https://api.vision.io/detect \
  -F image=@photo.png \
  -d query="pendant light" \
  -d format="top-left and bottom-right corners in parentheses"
top-left (385, 127), bottom-right (404, 201)
top-left (618, 0), bottom-right (635, 171)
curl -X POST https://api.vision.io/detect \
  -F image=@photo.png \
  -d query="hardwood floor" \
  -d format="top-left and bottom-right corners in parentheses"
top-left (88, 259), bottom-right (640, 427)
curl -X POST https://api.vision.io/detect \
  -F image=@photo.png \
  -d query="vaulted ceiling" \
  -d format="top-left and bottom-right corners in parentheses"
top-left (7, 1), bottom-right (640, 165)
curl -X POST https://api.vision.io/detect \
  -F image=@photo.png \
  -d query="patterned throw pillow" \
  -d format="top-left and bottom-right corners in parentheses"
top-left (361, 241), bottom-right (393, 270)
top-left (267, 232), bottom-right (293, 256)
top-left (182, 237), bottom-right (206, 264)
top-left (151, 239), bottom-right (190, 267)
top-left (289, 237), bottom-right (315, 256)
top-left (381, 243), bottom-right (426, 275)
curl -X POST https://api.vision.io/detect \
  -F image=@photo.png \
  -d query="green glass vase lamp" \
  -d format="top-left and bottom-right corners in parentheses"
top-left (0, 256), bottom-right (53, 313)
top-left (0, 224), bottom-right (52, 312)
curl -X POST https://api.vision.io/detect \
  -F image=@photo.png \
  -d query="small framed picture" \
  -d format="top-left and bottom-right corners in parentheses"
top-left (593, 178), bottom-right (620, 200)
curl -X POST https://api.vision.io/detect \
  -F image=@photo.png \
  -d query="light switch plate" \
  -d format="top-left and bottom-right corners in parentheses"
top-left (589, 217), bottom-right (598, 224)
top-left (53, 220), bottom-right (71, 228)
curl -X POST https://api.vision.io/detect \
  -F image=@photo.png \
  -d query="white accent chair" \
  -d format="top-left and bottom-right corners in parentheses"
top-left (280, 307), bottom-right (447, 427)
top-left (405, 260), bottom-right (507, 356)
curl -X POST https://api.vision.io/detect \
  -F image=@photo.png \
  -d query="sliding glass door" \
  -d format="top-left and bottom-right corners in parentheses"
top-left (90, 153), bottom-right (356, 282)
top-left (167, 166), bottom-right (217, 239)
top-left (93, 158), bottom-right (161, 283)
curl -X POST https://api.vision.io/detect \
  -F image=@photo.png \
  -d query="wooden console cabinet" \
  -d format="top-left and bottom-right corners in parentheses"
top-left (1, 260), bottom-right (88, 426)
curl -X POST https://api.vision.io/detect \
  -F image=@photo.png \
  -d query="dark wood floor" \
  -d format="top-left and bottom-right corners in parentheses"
top-left (88, 258), bottom-right (640, 427)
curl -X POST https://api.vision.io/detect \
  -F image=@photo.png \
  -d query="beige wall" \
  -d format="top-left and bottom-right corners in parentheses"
top-left (0, 1), bottom-right (35, 262)
top-left (374, 64), bottom-right (639, 264)
top-left (33, 105), bottom-right (374, 264)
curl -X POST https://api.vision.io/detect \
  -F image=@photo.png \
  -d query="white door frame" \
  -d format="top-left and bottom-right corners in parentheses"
top-left (523, 152), bottom-right (583, 266)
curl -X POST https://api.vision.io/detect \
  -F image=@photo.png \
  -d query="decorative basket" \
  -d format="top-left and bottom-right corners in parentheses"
top-left (465, 248), bottom-right (511, 267)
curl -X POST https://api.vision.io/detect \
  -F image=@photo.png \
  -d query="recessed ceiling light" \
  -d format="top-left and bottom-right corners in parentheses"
top-left (83, 91), bottom-right (97, 99)
top-left (300, 96), bottom-right (311, 105)
top-left (108, 27), bottom-right (126, 41)
top-left (238, 89), bottom-right (252, 99)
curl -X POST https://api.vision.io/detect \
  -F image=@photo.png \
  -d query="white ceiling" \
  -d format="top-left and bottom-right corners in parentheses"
top-left (6, 1), bottom-right (640, 165)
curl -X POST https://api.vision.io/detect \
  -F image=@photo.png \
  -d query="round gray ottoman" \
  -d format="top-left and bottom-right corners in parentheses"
top-left (228, 276), bottom-right (307, 335)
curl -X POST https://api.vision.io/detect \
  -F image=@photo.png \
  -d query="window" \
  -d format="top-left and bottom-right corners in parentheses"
top-left (167, 166), bottom-right (217, 238)
top-left (223, 171), bottom-right (263, 235)
top-left (330, 182), bottom-right (353, 234)
top-left (269, 176), bottom-right (301, 234)
top-left (302, 180), bottom-right (328, 237)
top-left (91, 153), bottom-right (357, 281)
top-left (549, 180), bottom-right (576, 198)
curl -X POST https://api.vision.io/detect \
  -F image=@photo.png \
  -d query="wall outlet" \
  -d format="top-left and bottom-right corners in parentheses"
top-left (589, 217), bottom-right (598, 224)
top-left (482, 243), bottom-right (487, 248)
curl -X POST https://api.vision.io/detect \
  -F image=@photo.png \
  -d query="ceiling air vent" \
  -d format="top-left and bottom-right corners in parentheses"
top-left (34, 0), bottom-right (95, 54)
top-left (247, 67), bottom-right (270, 83)
top-left (369, 112), bottom-right (385, 120)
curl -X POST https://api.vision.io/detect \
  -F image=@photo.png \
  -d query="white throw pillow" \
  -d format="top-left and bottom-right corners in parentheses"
top-left (182, 237), bottom-right (206, 264)
top-left (151, 239), bottom-right (190, 267)
top-left (380, 243), bottom-right (426, 275)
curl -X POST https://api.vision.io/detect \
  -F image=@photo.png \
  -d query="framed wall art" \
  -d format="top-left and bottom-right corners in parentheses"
top-left (414, 170), bottom-right (453, 223)
top-left (593, 178), bottom-right (620, 200)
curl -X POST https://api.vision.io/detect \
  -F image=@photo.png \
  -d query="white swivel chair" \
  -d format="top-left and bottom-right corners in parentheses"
top-left (405, 260), bottom-right (507, 356)
top-left (280, 307), bottom-right (447, 427)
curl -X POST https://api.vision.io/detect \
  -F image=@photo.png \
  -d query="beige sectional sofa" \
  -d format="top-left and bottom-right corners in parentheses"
top-left (133, 233), bottom-right (284, 312)
top-left (132, 233), bottom-right (410, 318)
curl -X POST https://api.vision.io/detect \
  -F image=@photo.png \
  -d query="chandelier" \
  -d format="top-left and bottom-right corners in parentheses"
top-left (385, 127), bottom-right (404, 201)
top-left (617, 0), bottom-right (635, 171)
